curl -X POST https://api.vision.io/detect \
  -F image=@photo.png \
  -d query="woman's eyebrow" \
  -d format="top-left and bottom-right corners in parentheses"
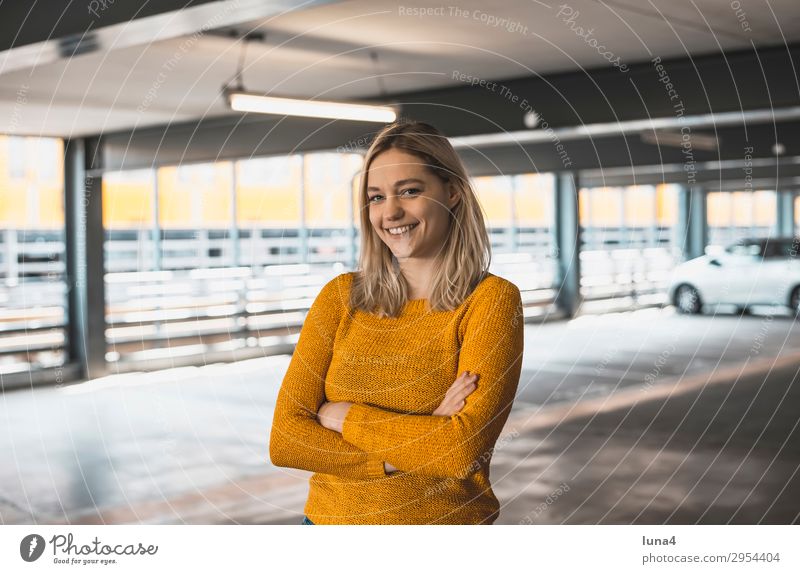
top-left (367, 178), bottom-right (425, 192)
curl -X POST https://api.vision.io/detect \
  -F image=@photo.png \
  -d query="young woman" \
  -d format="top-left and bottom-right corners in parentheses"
top-left (269, 121), bottom-right (524, 525)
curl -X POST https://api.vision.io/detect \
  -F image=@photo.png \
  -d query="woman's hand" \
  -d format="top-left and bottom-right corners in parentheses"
top-left (317, 401), bottom-right (353, 433)
top-left (433, 371), bottom-right (479, 416)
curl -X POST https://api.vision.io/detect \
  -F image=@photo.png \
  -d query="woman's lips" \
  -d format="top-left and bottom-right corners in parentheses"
top-left (386, 223), bottom-right (419, 238)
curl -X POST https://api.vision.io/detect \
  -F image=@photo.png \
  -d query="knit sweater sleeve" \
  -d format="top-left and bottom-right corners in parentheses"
top-left (269, 273), bottom-right (387, 480)
top-left (341, 280), bottom-right (524, 480)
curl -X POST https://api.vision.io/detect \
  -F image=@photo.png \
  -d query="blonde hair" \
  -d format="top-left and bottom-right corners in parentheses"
top-left (350, 121), bottom-right (491, 318)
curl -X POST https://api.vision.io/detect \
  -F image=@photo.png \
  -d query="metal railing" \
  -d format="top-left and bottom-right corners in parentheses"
top-left (579, 225), bottom-right (678, 312)
top-left (1, 224), bottom-right (695, 377)
top-left (0, 229), bottom-right (67, 376)
top-left (104, 254), bottom-right (561, 370)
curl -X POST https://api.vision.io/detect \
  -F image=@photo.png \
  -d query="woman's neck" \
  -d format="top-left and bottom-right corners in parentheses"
top-left (397, 256), bottom-right (437, 300)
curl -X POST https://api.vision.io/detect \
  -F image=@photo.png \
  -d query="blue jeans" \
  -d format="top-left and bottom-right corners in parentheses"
top-left (301, 516), bottom-right (314, 525)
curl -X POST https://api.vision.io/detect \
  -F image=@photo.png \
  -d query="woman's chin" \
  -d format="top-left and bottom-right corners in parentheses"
top-left (385, 244), bottom-right (412, 257)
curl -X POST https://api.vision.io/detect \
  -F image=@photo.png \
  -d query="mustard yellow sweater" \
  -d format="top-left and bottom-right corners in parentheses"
top-left (269, 271), bottom-right (524, 524)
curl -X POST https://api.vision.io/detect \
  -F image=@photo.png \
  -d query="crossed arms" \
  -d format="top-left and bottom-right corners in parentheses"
top-left (268, 276), bottom-right (524, 481)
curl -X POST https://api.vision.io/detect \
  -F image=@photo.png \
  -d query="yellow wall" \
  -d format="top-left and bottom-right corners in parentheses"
top-left (514, 174), bottom-right (552, 225)
top-left (656, 184), bottom-right (677, 225)
top-left (304, 153), bottom-right (362, 228)
top-left (236, 157), bottom-right (301, 225)
top-left (1, 135), bottom-right (784, 235)
top-left (102, 172), bottom-right (152, 228)
top-left (795, 196), bottom-right (800, 226)
top-left (158, 163), bottom-right (233, 229)
top-left (0, 136), bottom-right (63, 228)
top-left (625, 186), bottom-right (656, 226)
top-left (708, 191), bottom-right (776, 227)
top-left (752, 190), bottom-right (777, 226)
top-left (707, 192), bottom-right (732, 226)
top-left (473, 176), bottom-right (512, 225)
top-left (580, 187), bottom-right (623, 226)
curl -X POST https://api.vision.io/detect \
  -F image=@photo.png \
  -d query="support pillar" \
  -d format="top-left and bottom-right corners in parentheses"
top-left (675, 185), bottom-right (707, 261)
top-left (553, 172), bottom-right (582, 317)
top-left (64, 138), bottom-right (106, 380)
top-left (776, 190), bottom-right (796, 237)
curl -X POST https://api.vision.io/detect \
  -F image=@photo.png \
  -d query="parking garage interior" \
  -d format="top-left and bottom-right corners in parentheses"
top-left (0, 0), bottom-right (798, 525)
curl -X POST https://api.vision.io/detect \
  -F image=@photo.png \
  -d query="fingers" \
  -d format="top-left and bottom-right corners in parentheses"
top-left (447, 372), bottom-right (466, 391)
top-left (446, 374), bottom-right (478, 405)
top-left (459, 372), bottom-right (479, 391)
top-left (453, 371), bottom-right (478, 388)
top-left (436, 373), bottom-right (479, 416)
top-left (450, 373), bottom-right (478, 394)
top-left (452, 382), bottom-right (476, 403)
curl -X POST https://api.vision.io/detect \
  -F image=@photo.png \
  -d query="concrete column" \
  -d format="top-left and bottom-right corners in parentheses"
top-left (675, 185), bottom-right (707, 261)
top-left (776, 190), bottom-right (795, 237)
top-left (64, 138), bottom-right (107, 380)
top-left (553, 172), bottom-right (582, 317)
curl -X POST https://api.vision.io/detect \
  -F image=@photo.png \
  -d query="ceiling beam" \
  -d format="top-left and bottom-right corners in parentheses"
top-left (392, 43), bottom-right (800, 136)
top-left (0, 0), bottom-right (337, 76)
top-left (98, 43), bottom-right (800, 173)
top-left (580, 157), bottom-right (800, 189)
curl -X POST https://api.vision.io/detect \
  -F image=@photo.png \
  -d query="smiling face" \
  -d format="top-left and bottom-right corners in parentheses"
top-left (366, 148), bottom-right (460, 261)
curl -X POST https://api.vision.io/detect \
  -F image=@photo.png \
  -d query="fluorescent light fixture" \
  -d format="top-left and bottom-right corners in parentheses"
top-left (226, 90), bottom-right (397, 123)
top-left (640, 130), bottom-right (719, 151)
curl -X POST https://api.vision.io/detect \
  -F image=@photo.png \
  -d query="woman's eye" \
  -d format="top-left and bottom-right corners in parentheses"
top-left (368, 189), bottom-right (419, 203)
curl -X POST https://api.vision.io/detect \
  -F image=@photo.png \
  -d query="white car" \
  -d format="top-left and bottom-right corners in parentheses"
top-left (667, 237), bottom-right (800, 315)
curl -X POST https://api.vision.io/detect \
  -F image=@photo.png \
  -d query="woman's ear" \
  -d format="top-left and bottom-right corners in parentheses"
top-left (448, 182), bottom-right (461, 210)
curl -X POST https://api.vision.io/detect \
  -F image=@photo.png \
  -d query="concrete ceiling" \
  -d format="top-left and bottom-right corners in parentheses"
top-left (1, 0), bottom-right (799, 137)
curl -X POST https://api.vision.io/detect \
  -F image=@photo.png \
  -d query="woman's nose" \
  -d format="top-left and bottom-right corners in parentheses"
top-left (384, 195), bottom-right (404, 218)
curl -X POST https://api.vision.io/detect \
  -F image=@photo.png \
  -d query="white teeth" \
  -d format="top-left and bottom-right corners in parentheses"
top-left (387, 223), bottom-right (417, 235)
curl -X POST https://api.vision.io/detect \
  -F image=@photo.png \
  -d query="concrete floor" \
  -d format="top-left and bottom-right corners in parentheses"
top-left (1, 306), bottom-right (798, 524)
